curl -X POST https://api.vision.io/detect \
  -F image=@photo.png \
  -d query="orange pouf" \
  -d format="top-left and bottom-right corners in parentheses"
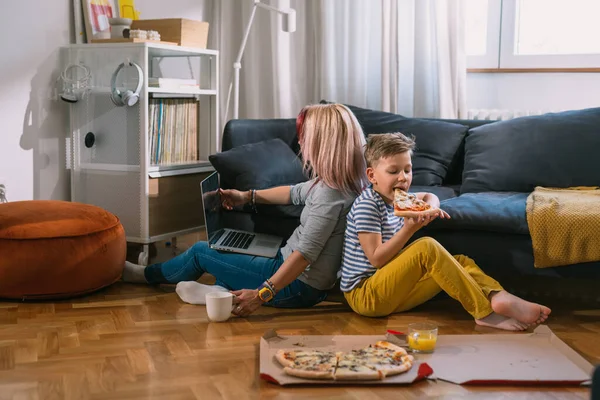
top-left (0, 200), bottom-right (126, 300)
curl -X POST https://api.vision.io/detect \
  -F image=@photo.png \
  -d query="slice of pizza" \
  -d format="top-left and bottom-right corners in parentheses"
top-left (275, 349), bottom-right (337, 380)
top-left (394, 188), bottom-right (439, 218)
top-left (334, 350), bottom-right (384, 381)
top-left (373, 340), bottom-right (408, 355)
top-left (338, 342), bottom-right (414, 378)
top-left (367, 341), bottom-right (415, 377)
top-left (334, 342), bottom-right (414, 380)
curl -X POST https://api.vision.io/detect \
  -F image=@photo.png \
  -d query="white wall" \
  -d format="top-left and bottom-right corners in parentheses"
top-left (136, 0), bottom-right (211, 21)
top-left (467, 72), bottom-right (600, 113)
top-left (0, 1), bottom-right (72, 202)
top-left (0, 0), bottom-right (213, 202)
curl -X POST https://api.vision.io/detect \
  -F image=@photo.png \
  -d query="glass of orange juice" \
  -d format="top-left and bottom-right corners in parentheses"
top-left (407, 322), bottom-right (438, 353)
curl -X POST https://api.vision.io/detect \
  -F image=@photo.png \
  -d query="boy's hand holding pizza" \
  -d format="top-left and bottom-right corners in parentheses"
top-left (394, 188), bottom-right (450, 233)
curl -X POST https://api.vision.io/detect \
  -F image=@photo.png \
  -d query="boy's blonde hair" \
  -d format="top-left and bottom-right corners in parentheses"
top-left (297, 104), bottom-right (367, 196)
top-left (364, 133), bottom-right (416, 167)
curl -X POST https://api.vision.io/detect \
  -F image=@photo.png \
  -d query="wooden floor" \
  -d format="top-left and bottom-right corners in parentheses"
top-left (1, 236), bottom-right (598, 399)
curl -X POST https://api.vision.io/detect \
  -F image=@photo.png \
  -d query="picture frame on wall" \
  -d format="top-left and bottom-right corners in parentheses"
top-left (82, 0), bottom-right (118, 42)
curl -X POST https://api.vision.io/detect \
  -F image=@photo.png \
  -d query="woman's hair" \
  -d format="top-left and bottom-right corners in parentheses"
top-left (296, 103), bottom-right (367, 196)
top-left (364, 132), bottom-right (416, 167)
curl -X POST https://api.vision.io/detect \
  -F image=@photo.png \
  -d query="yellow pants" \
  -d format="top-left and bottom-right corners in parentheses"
top-left (344, 237), bottom-right (504, 319)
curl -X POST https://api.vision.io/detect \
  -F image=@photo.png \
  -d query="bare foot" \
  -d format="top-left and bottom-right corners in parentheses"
top-left (476, 312), bottom-right (529, 331)
top-left (490, 290), bottom-right (551, 325)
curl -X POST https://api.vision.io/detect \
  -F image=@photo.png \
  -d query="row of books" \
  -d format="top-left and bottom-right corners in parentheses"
top-left (149, 98), bottom-right (198, 165)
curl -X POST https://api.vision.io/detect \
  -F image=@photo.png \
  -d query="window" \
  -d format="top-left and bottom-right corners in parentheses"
top-left (514, 0), bottom-right (600, 55)
top-left (466, 0), bottom-right (600, 69)
top-left (465, 0), bottom-right (489, 56)
top-left (465, 0), bottom-right (501, 68)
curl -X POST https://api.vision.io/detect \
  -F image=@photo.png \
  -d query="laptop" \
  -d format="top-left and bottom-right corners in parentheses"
top-left (200, 172), bottom-right (283, 258)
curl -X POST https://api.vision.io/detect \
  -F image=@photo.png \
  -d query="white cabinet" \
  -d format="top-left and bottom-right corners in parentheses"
top-left (63, 43), bottom-right (219, 264)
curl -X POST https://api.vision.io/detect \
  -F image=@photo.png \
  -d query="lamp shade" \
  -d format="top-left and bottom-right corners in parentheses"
top-left (283, 9), bottom-right (296, 33)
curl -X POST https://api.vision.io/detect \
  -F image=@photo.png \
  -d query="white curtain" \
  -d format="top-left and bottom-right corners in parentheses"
top-left (395, 0), bottom-right (467, 118)
top-left (209, 0), bottom-right (467, 122)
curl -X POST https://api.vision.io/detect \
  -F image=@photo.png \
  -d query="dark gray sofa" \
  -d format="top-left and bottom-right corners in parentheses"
top-left (209, 104), bottom-right (600, 285)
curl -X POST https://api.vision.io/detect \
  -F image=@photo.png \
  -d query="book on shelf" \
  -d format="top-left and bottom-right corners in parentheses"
top-left (149, 98), bottom-right (199, 165)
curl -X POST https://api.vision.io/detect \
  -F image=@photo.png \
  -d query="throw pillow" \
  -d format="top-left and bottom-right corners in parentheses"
top-left (319, 100), bottom-right (468, 186)
top-left (209, 138), bottom-right (308, 191)
top-left (319, 100), bottom-right (407, 125)
top-left (366, 119), bottom-right (469, 186)
top-left (461, 107), bottom-right (600, 193)
top-left (222, 118), bottom-right (299, 154)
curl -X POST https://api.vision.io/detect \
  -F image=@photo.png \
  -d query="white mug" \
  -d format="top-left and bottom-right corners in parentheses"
top-left (206, 292), bottom-right (234, 322)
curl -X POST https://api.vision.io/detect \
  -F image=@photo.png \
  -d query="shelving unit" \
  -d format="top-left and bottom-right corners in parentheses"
top-left (63, 42), bottom-right (219, 264)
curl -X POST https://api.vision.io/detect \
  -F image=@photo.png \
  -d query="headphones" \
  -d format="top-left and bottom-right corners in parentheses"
top-left (59, 63), bottom-right (92, 103)
top-left (110, 61), bottom-right (143, 107)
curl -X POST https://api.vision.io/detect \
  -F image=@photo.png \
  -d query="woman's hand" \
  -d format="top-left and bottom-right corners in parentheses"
top-left (219, 189), bottom-right (250, 210)
top-left (231, 289), bottom-right (263, 317)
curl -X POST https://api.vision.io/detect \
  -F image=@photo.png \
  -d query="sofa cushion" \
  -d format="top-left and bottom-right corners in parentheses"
top-left (461, 107), bottom-right (600, 194)
top-left (319, 99), bottom-right (407, 120)
top-left (222, 118), bottom-right (299, 154)
top-left (320, 101), bottom-right (468, 186)
top-left (411, 229), bottom-right (600, 280)
top-left (425, 192), bottom-right (529, 235)
top-left (252, 203), bottom-right (304, 219)
top-left (209, 138), bottom-right (307, 220)
top-left (368, 119), bottom-right (468, 186)
top-left (209, 138), bottom-right (307, 191)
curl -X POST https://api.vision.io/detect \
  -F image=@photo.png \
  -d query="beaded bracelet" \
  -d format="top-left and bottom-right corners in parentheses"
top-left (250, 189), bottom-right (258, 213)
top-left (266, 278), bottom-right (277, 294)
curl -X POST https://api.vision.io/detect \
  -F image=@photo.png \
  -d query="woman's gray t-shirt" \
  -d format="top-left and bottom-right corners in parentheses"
top-left (280, 179), bottom-right (356, 291)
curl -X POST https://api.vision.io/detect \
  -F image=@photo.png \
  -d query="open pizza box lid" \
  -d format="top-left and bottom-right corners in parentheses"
top-left (259, 325), bottom-right (594, 386)
top-left (423, 325), bottom-right (593, 385)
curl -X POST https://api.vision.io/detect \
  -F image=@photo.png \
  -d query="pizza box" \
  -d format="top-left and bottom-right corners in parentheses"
top-left (259, 329), bottom-right (433, 385)
top-left (417, 325), bottom-right (593, 386)
top-left (259, 326), bottom-right (594, 386)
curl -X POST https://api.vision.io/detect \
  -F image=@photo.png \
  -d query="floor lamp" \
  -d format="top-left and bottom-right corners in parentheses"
top-left (224, 0), bottom-right (297, 122)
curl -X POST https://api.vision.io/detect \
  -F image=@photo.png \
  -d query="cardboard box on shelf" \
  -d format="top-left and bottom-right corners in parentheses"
top-left (130, 19), bottom-right (209, 48)
top-left (260, 325), bottom-right (593, 386)
top-left (90, 38), bottom-right (177, 45)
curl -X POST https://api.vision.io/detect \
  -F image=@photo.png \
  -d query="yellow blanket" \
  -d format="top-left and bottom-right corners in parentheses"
top-left (526, 186), bottom-right (600, 268)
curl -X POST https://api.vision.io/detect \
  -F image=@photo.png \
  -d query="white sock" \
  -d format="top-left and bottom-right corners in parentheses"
top-left (122, 261), bottom-right (148, 283)
top-left (175, 281), bottom-right (229, 305)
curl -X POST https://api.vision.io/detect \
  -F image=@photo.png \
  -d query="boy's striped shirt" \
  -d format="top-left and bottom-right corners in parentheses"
top-left (340, 187), bottom-right (403, 292)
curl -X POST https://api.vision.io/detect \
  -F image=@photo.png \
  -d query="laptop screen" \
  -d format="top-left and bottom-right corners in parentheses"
top-left (200, 172), bottom-right (224, 243)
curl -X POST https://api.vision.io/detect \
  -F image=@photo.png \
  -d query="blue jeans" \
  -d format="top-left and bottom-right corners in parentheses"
top-left (145, 241), bottom-right (328, 308)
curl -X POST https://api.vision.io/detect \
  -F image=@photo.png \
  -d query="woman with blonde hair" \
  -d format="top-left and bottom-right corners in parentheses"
top-left (123, 104), bottom-right (368, 316)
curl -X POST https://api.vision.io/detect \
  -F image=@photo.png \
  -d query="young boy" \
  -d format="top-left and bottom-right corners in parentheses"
top-left (340, 133), bottom-right (551, 331)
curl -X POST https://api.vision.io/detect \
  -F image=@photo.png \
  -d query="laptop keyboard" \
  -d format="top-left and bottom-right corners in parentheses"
top-left (221, 231), bottom-right (255, 249)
